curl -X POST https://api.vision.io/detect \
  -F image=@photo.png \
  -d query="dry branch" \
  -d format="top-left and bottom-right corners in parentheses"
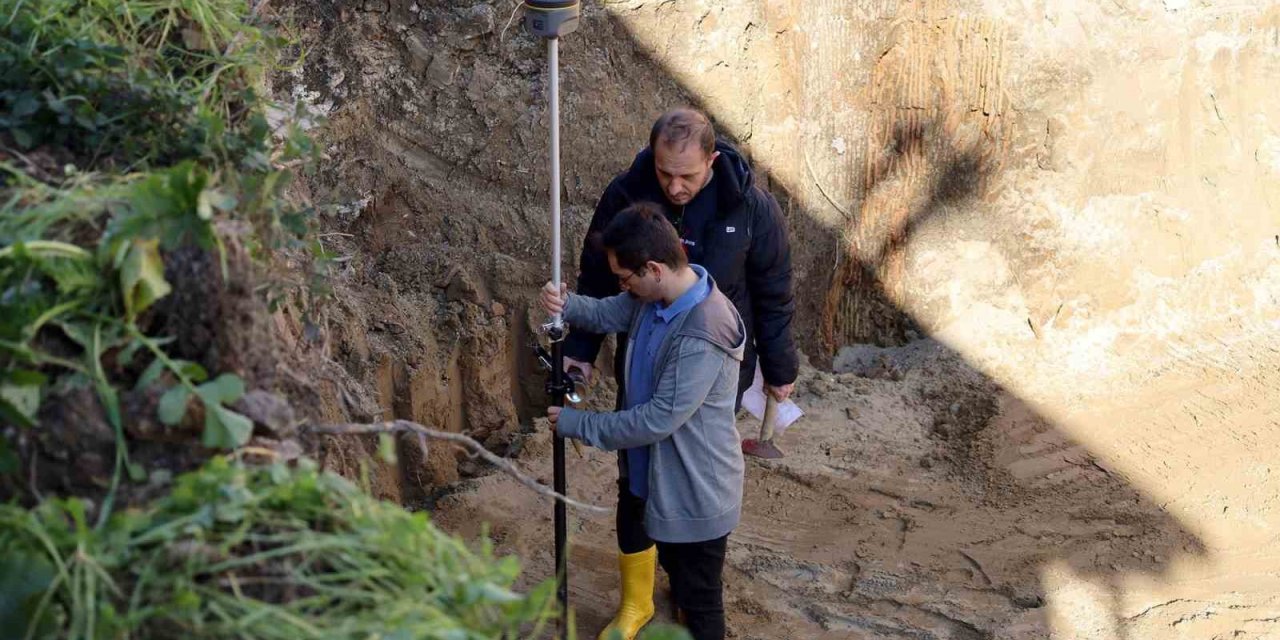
top-left (306, 420), bottom-right (610, 516)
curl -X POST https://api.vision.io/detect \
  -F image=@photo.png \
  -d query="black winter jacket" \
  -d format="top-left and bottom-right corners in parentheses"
top-left (565, 140), bottom-right (798, 391)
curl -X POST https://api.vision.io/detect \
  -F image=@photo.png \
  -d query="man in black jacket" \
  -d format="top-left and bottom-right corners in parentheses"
top-left (564, 108), bottom-right (798, 640)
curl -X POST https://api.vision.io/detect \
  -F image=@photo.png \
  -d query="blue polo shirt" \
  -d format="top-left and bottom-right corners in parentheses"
top-left (624, 264), bottom-right (712, 499)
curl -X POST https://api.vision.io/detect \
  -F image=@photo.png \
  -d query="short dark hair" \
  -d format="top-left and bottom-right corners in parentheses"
top-left (600, 202), bottom-right (687, 272)
top-left (649, 108), bottom-right (715, 157)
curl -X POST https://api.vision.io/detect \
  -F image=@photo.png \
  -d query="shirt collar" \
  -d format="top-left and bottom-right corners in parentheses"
top-left (655, 264), bottom-right (710, 322)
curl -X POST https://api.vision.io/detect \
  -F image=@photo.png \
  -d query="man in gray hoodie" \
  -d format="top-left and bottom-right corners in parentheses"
top-left (542, 202), bottom-right (746, 640)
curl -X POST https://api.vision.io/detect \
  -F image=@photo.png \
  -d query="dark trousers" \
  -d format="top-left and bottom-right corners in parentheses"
top-left (616, 480), bottom-right (728, 640)
top-left (610, 351), bottom-right (742, 640)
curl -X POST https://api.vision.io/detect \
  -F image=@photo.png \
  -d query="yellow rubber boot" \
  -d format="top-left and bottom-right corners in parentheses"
top-left (597, 546), bottom-right (657, 640)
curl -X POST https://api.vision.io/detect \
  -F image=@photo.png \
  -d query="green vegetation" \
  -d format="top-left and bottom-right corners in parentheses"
top-left (0, 457), bottom-right (559, 638)
top-left (0, 2), bottom-right (694, 638)
top-left (1, 0), bottom-right (286, 169)
top-left (0, 0), bottom-right (321, 509)
top-left (0, 457), bottom-right (695, 638)
top-left (0, 0), bottom-right (498, 637)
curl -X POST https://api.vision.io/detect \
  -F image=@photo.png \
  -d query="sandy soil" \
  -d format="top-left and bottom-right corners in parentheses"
top-left (433, 337), bottom-right (1279, 639)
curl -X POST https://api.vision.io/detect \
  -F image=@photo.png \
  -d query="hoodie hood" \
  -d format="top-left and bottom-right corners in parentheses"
top-left (677, 275), bottom-right (747, 363)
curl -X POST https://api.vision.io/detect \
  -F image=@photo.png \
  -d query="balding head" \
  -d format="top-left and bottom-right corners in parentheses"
top-left (649, 108), bottom-right (716, 157)
top-left (649, 108), bottom-right (720, 205)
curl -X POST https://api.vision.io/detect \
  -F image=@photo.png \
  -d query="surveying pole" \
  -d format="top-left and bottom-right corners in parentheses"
top-left (525, 1), bottom-right (580, 635)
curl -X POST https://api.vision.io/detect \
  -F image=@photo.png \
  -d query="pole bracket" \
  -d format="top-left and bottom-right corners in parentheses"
top-left (532, 341), bottom-right (583, 404)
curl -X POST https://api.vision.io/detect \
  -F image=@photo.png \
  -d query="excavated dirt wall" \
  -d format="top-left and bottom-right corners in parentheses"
top-left (286, 1), bottom-right (1280, 637)
top-left (282, 1), bottom-right (714, 502)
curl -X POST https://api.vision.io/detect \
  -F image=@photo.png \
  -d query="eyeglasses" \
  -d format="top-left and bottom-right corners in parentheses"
top-left (617, 268), bottom-right (645, 287)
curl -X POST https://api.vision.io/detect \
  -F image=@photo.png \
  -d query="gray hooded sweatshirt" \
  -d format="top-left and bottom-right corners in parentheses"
top-left (557, 276), bottom-right (747, 544)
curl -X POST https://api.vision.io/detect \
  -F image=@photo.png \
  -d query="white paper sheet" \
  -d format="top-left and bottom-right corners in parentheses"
top-left (741, 365), bottom-right (804, 435)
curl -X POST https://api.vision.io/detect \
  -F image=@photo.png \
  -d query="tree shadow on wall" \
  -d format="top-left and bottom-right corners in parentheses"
top-left (599, 10), bottom-right (1207, 640)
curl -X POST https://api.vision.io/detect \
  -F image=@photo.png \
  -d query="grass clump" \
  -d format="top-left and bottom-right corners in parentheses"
top-left (0, 0), bottom-right (281, 171)
top-left (0, 456), bottom-right (560, 639)
top-left (0, 457), bottom-right (694, 639)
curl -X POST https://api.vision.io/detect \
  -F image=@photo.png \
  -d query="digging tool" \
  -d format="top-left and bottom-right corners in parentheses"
top-left (524, 1), bottom-right (580, 636)
top-left (742, 394), bottom-right (785, 459)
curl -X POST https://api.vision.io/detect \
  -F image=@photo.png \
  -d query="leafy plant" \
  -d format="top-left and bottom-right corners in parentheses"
top-left (0, 165), bottom-right (258, 513)
top-left (0, 0), bottom-right (324, 506)
top-left (0, 457), bottom-right (561, 639)
top-left (0, 46), bottom-right (331, 628)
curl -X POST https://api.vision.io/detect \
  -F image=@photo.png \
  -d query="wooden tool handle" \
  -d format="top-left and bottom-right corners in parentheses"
top-left (760, 394), bottom-right (779, 442)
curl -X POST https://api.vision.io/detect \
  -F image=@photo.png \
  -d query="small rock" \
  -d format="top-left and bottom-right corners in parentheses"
top-left (491, 301), bottom-right (506, 317)
top-left (234, 391), bottom-right (298, 439)
top-left (445, 268), bottom-right (486, 305)
top-left (374, 272), bottom-right (397, 295)
top-left (844, 407), bottom-right (859, 420)
top-left (404, 30), bottom-right (432, 74)
top-left (427, 53), bottom-right (454, 88)
top-left (42, 386), bottom-right (115, 448)
top-left (1011, 593), bottom-right (1046, 609)
top-left (459, 4), bottom-right (496, 39)
top-left (77, 451), bottom-right (111, 481)
top-left (466, 61), bottom-right (499, 104)
top-left (949, 402), bottom-right (961, 416)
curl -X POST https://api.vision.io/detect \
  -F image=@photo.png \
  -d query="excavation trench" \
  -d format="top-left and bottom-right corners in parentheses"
top-left (289, 2), bottom-right (1280, 638)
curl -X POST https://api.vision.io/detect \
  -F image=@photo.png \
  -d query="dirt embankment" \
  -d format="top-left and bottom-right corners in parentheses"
top-left (277, 1), bottom-right (720, 503)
